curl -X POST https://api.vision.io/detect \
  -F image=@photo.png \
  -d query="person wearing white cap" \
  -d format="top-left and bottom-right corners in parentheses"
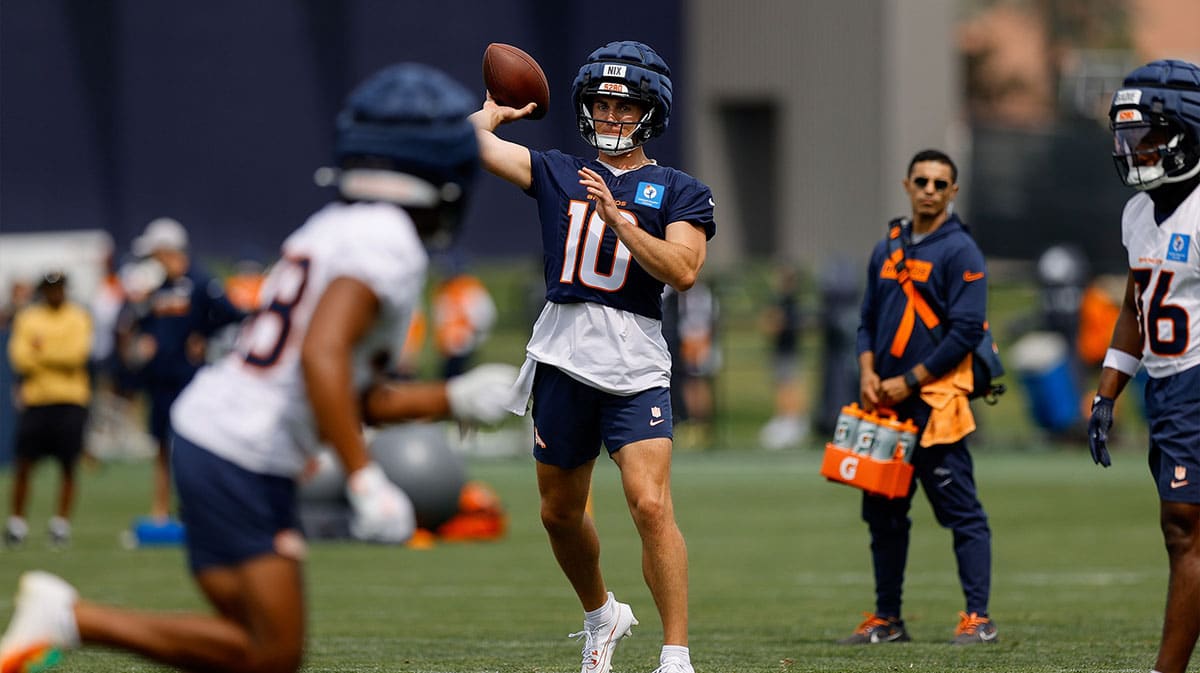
top-left (132, 217), bottom-right (189, 258)
top-left (119, 216), bottom-right (245, 525)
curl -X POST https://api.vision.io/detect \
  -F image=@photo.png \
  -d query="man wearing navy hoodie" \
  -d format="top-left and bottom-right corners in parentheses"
top-left (842, 149), bottom-right (997, 646)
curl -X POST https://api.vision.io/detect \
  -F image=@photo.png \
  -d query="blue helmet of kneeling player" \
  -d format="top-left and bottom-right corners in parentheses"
top-left (571, 40), bottom-right (672, 155)
top-left (329, 62), bottom-right (480, 247)
top-left (1109, 59), bottom-right (1200, 191)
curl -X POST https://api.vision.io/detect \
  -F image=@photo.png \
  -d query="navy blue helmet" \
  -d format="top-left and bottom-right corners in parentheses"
top-left (570, 41), bottom-right (672, 155)
top-left (1109, 59), bottom-right (1200, 190)
top-left (330, 63), bottom-right (480, 245)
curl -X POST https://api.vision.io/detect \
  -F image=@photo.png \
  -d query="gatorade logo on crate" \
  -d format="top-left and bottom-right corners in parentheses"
top-left (839, 455), bottom-right (859, 480)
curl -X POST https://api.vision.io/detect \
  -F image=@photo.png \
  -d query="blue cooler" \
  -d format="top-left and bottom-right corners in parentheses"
top-left (1011, 332), bottom-right (1080, 433)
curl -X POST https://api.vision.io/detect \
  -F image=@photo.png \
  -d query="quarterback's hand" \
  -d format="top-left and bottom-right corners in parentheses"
top-left (345, 463), bottom-right (415, 543)
top-left (478, 92), bottom-right (537, 126)
top-left (446, 363), bottom-right (519, 425)
top-left (1087, 395), bottom-right (1115, 468)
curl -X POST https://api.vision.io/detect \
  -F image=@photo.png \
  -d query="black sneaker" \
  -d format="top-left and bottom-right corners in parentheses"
top-left (837, 613), bottom-right (911, 644)
top-left (950, 611), bottom-right (998, 645)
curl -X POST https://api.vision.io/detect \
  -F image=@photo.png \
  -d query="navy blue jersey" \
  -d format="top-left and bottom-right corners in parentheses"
top-left (856, 215), bottom-right (987, 380)
top-left (526, 150), bottom-right (715, 320)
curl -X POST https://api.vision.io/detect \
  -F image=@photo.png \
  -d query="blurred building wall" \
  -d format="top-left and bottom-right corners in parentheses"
top-left (0, 1), bottom-right (687, 265)
top-left (688, 0), bottom-right (961, 269)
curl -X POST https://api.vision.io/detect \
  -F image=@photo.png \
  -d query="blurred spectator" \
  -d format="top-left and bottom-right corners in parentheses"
top-left (118, 217), bottom-right (245, 522)
top-left (671, 281), bottom-right (720, 448)
top-left (0, 279), bottom-right (35, 330)
top-left (88, 250), bottom-right (125, 382)
top-left (1036, 244), bottom-right (1088, 370)
top-left (432, 268), bottom-right (497, 378)
top-left (1004, 244), bottom-right (1089, 436)
top-left (208, 258), bottom-right (266, 363)
top-left (85, 257), bottom-right (159, 464)
top-left (1077, 273), bottom-right (1124, 369)
top-left (223, 259), bottom-right (266, 312)
top-left (813, 256), bottom-right (862, 438)
top-left (759, 266), bottom-right (808, 450)
top-left (1, 278), bottom-right (35, 466)
top-left (5, 271), bottom-right (93, 548)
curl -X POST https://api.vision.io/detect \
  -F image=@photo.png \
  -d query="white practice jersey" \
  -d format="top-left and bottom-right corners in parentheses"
top-left (1121, 186), bottom-right (1200, 378)
top-left (506, 301), bottom-right (671, 415)
top-left (172, 202), bottom-right (427, 477)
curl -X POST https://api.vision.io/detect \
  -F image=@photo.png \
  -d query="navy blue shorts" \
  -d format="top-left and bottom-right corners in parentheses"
top-left (171, 432), bottom-right (300, 573)
top-left (1144, 364), bottom-right (1200, 504)
top-left (531, 364), bottom-right (672, 469)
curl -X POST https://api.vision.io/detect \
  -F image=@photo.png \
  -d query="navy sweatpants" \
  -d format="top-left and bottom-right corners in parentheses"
top-left (860, 438), bottom-right (992, 618)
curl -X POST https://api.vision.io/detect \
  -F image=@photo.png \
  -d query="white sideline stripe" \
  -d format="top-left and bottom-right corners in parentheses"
top-left (788, 570), bottom-right (1155, 587)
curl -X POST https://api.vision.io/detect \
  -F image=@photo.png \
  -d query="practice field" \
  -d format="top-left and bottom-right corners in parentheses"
top-left (0, 447), bottom-right (1168, 672)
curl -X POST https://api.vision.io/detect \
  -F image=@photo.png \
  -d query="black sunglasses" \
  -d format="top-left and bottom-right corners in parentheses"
top-left (912, 176), bottom-right (950, 191)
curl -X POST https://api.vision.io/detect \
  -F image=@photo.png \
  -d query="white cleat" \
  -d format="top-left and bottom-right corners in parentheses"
top-left (650, 661), bottom-right (695, 673)
top-left (0, 572), bottom-right (80, 673)
top-left (570, 593), bottom-right (638, 673)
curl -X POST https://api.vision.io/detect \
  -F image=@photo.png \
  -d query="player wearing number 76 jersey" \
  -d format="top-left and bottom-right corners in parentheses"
top-left (1088, 59), bottom-right (1200, 673)
top-left (471, 40), bottom-right (713, 673)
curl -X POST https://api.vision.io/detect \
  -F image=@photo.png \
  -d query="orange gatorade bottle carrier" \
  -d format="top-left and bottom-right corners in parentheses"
top-left (821, 406), bottom-right (916, 499)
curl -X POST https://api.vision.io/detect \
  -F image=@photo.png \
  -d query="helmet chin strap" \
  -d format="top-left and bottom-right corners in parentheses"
top-left (583, 106), bottom-right (652, 155)
top-left (596, 133), bottom-right (637, 155)
top-left (1126, 164), bottom-right (1167, 191)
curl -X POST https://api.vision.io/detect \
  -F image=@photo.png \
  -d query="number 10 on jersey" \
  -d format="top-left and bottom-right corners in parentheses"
top-left (561, 200), bottom-right (636, 292)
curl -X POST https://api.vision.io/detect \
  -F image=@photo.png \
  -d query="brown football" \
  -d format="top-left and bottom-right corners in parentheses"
top-left (482, 43), bottom-right (549, 120)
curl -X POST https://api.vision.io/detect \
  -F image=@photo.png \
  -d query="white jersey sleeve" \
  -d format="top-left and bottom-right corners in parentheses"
top-left (1121, 187), bottom-right (1200, 378)
top-left (171, 201), bottom-right (428, 477)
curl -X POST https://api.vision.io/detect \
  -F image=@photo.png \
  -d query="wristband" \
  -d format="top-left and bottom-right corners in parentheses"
top-left (1102, 348), bottom-right (1141, 377)
top-left (903, 370), bottom-right (920, 391)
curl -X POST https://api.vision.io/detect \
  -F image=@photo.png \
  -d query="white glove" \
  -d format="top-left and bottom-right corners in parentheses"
top-left (446, 363), bottom-right (519, 425)
top-left (344, 462), bottom-right (415, 544)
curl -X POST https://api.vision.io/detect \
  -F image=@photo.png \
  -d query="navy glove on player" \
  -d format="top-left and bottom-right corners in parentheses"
top-left (1088, 395), bottom-right (1114, 468)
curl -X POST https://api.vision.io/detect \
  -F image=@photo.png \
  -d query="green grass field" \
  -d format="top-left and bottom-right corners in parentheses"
top-left (0, 446), bottom-right (1172, 673)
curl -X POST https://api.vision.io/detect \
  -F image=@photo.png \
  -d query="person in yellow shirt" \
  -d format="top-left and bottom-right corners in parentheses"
top-left (6, 271), bottom-right (93, 547)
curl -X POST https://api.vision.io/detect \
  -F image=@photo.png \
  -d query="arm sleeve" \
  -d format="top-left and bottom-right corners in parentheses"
top-left (922, 240), bottom-right (987, 377)
top-left (523, 149), bottom-right (550, 199)
top-left (668, 178), bottom-right (716, 240)
top-left (199, 276), bottom-right (248, 335)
